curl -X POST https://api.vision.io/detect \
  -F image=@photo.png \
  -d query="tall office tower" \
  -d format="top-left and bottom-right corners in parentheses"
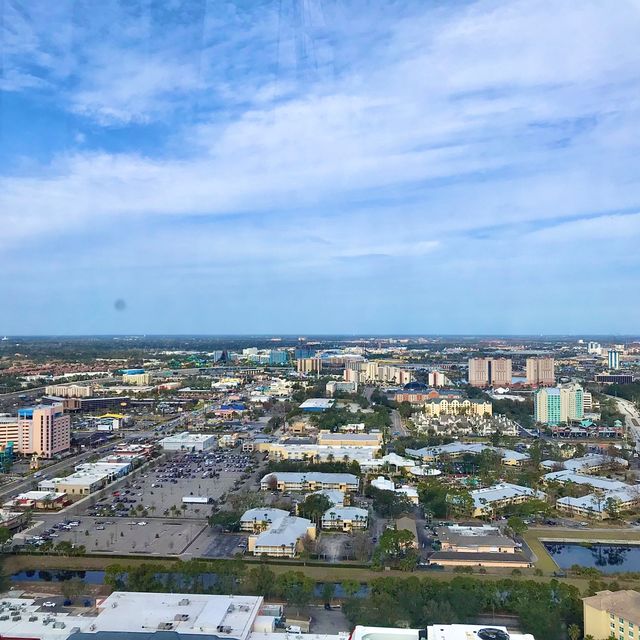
top-left (17, 404), bottom-right (71, 458)
top-left (534, 383), bottom-right (584, 425)
top-left (608, 349), bottom-right (620, 370)
top-left (525, 357), bottom-right (555, 386)
top-left (468, 358), bottom-right (490, 387)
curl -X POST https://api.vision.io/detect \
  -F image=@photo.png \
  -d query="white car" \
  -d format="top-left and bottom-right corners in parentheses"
top-left (42, 602), bottom-right (56, 608)
top-left (137, 521), bottom-right (147, 526)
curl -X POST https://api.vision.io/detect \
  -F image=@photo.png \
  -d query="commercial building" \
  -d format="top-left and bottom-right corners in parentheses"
top-left (534, 383), bottom-right (584, 425)
top-left (423, 398), bottom-right (492, 418)
top-left (608, 349), bottom-right (621, 370)
top-left (122, 372), bottom-right (151, 385)
top-left (326, 380), bottom-right (358, 395)
top-left (468, 358), bottom-right (512, 387)
top-left (427, 371), bottom-right (451, 387)
top-left (40, 460), bottom-right (132, 496)
top-left (583, 590), bottom-right (640, 640)
top-left (0, 416), bottom-right (19, 450)
top-left (596, 373), bottom-right (634, 384)
top-left (317, 430), bottom-right (383, 449)
top-left (321, 506), bottom-right (368, 531)
top-left (268, 350), bottom-right (288, 365)
top-left (17, 404), bottom-right (71, 458)
top-left (4, 490), bottom-right (68, 511)
top-left (525, 357), bottom-right (555, 386)
top-left (430, 524), bottom-right (531, 569)
top-left (260, 471), bottom-right (359, 493)
top-left (160, 432), bottom-right (217, 452)
top-left (352, 625), bottom-right (535, 640)
top-left (299, 398), bottom-right (335, 412)
top-left (44, 383), bottom-right (94, 398)
top-left (470, 483), bottom-right (546, 517)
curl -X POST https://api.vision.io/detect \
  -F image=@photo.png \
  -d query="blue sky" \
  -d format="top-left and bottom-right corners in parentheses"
top-left (1, 0), bottom-right (640, 335)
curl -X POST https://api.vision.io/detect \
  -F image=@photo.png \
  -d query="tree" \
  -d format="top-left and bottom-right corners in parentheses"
top-left (246, 565), bottom-right (276, 598)
top-left (376, 528), bottom-right (415, 559)
top-left (61, 577), bottom-right (85, 603)
top-left (298, 493), bottom-right (332, 528)
top-left (0, 527), bottom-right (13, 552)
top-left (567, 624), bottom-right (581, 640)
top-left (341, 579), bottom-right (360, 598)
top-left (321, 582), bottom-right (335, 604)
top-left (507, 516), bottom-right (528, 536)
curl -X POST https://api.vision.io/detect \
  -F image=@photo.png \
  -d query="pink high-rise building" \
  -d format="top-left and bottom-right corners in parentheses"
top-left (17, 404), bottom-right (71, 459)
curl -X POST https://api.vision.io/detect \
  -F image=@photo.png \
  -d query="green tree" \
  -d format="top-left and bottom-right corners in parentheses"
top-left (298, 494), bottom-right (332, 528)
top-left (61, 577), bottom-right (85, 603)
top-left (507, 516), bottom-right (528, 536)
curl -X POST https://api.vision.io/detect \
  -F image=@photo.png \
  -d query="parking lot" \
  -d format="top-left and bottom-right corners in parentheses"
top-left (23, 447), bottom-right (263, 556)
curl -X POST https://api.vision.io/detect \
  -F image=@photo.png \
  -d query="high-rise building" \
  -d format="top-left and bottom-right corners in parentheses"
top-left (427, 371), bottom-right (451, 387)
top-left (587, 341), bottom-right (601, 355)
top-left (296, 358), bottom-right (322, 374)
top-left (525, 357), bottom-right (555, 386)
top-left (468, 358), bottom-right (512, 387)
top-left (268, 350), bottom-right (288, 365)
top-left (608, 349), bottom-right (620, 370)
top-left (534, 383), bottom-right (584, 426)
top-left (17, 404), bottom-right (71, 458)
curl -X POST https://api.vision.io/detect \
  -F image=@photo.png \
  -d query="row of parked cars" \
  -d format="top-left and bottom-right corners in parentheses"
top-left (25, 520), bottom-right (81, 546)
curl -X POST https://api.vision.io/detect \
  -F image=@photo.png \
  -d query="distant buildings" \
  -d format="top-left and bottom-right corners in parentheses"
top-left (122, 372), bottom-right (151, 385)
top-left (525, 357), bottom-right (555, 386)
top-left (608, 349), bottom-right (621, 370)
top-left (326, 380), bottom-right (358, 395)
top-left (299, 398), bottom-right (335, 412)
top-left (534, 383), bottom-right (584, 425)
top-left (343, 361), bottom-right (413, 385)
top-left (587, 341), bottom-right (602, 354)
top-left (583, 590), bottom-right (640, 639)
top-left (596, 373), bottom-right (633, 384)
top-left (44, 383), bottom-right (94, 398)
top-left (427, 371), bottom-right (451, 387)
top-left (296, 357), bottom-right (322, 374)
top-left (468, 357), bottom-right (512, 387)
top-left (17, 404), bottom-right (70, 459)
top-left (423, 398), bottom-right (492, 418)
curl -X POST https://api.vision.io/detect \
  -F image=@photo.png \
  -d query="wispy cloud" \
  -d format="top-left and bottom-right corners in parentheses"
top-left (1, 0), bottom-right (640, 333)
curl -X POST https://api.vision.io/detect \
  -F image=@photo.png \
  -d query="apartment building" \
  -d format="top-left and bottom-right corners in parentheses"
top-left (608, 349), bottom-right (621, 370)
top-left (44, 383), bottom-right (94, 398)
top-left (470, 483), bottom-right (546, 517)
top-left (17, 404), bottom-right (71, 458)
top-left (296, 357), bottom-right (322, 374)
top-left (321, 506), bottom-right (368, 531)
top-left (423, 398), bottom-right (492, 418)
top-left (583, 590), bottom-right (640, 640)
top-left (0, 416), bottom-right (19, 449)
top-left (468, 358), bottom-right (512, 387)
top-left (317, 430), bottom-right (383, 449)
top-left (525, 357), bottom-right (555, 386)
top-left (122, 372), bottom-right (151, 385)
top-left (260, 471), bottom-right (359, 493)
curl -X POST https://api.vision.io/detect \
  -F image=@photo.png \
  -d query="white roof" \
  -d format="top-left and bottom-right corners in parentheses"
top-left (241, 508), bottom-right (290, 523)
top-left (262, 472), bottom-right (359, 486)
top-left (253, 515), bottom-right (312, 548)
top-left (299, 398), bottom-right (335, 409)
top-left (371, 476), bottom-right (395, 492)
top-left (322, 506), bottom-right (368, 520)
top-left (310, 489), bottom-right (344, 506)
top-left (543, 470), bottom-right (630, 491)
top-left (471, 483), bottom-right (544, 509)
top-left (96, 592), bottom-right (262, 639)
top-left (427, 624), bottom-right (535, 640)
top-left (160, 431), bottom-right (216, 444)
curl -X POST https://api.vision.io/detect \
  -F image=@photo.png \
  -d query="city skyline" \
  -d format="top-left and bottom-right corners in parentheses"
top-left (2, 0), bottom-right (640, 334)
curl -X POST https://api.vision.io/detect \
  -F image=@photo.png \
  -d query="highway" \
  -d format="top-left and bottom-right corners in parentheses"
top-left (608, 395), bottom-right (640, 453)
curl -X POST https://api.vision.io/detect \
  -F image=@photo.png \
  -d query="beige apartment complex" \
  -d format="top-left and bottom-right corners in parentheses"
top-left (423, 398), bottom-right (492, 417)
top-left (17, 404), bottom-right (71, 458)
top-left (583, 590), bottom-right (640, 640)
top-left (45, 383), bottom-right (94, 398)
top-left (468, 358), bottom-right (512, 387)
top-left (0, 417), bottom-right (20, 449)
top-left (296, 358), bottom-right (322, 374)
top-left (525, 357), bottom-right (555, 386)
top-left (122, 372), bottom-right (151, 385)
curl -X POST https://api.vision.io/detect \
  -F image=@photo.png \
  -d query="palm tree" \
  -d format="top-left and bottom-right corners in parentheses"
top-left (567, 624), bottom-right (581, 640)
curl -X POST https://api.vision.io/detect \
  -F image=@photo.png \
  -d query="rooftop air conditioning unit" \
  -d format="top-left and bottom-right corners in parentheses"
top-left (178, 599), bottom-right (190, 606)
top-left (227, 605), bottom-right (235, 613)
top-left (29, 616), bottom-right (38, 622)
top-left (174, 614), bottom-right (189, 622)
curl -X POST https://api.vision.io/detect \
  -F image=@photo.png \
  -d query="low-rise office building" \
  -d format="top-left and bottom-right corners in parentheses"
top-left (317, 430), bottom-right (383, 449)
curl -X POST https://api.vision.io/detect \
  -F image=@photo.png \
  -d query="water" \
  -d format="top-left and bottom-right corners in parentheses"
top-left (11, 570), bottom-right (369, 597)
top-left (12, 570), bottom-right (105, 584)
top-left (544, 542), bottom-right (640, 574)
